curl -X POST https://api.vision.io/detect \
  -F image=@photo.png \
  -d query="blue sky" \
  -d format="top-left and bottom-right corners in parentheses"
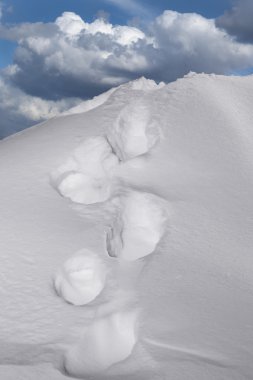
top-left (2, 0), bottom-right (232, 24)
top-left (1, 0), bottom-right (253, 138)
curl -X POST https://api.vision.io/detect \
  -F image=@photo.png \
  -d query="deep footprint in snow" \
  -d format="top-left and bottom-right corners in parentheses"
top-left (64, 309), bottom-right (138, 377)
top-left (54, 249), bottom-right (107, 306)
top-left (106, 191), bottom-right (168, 261)
top-left (107, 100), bottom-right (160, 161)
top-left (52, 136), bottom-right (119, 204)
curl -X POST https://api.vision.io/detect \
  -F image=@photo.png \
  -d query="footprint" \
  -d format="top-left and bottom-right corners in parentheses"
top-left (54, 249), bottom-right (107, 306)
top-left (107, 100), bottom-right (160, 161)
top-left (50, 98), bottom-right (166, 378)
top-left (106, 191), bottom-right (168, 261)
top-left (52, 136), bottom-right (119, 204)
top-left (64, 309), bottom-right (138, 377)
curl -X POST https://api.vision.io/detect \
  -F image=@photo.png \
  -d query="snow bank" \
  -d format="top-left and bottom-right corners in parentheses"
top-left (64, 309), bottom-right (138, 376)
top-left (108, 100), bottom-right (160, 161)
top-left (54, 249), bottom-right (107, 306)
top-left (107, 191), bottom-right (167, 261)
top-left (53, 136), bottom-right (119, 204)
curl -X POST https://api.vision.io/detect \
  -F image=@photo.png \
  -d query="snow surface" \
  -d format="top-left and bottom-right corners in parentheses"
top-left (1, 74), bottom-right (253, 379)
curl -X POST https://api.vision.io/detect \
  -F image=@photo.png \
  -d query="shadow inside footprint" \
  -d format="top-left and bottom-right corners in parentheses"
top-left (51, 136), bottom-right (119, 205)
top-left (106, 191), bottom-right (168, 261)
top-left (107, 100), bottom-right (160, 161)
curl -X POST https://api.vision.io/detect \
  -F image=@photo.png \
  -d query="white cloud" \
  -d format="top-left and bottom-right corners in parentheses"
top-left (55, 12), bottom-right (145, 44)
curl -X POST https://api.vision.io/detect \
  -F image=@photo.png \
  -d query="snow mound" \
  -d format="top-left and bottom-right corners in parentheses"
top-left (108, 100), bottom-right (160, 161)
top-left (54, 249), bottom-right (107, 306)
top-left (63, 87), bottom-right (116, 116)
top-left (64, 309), bottom-right (138, 376)
top-left (53, 136), bottom-right (119, 204)
top-left (107, 191), bottom-right (167, 261)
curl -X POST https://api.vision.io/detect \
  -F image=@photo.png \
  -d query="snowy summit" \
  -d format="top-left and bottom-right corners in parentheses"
top-left (0, 74), bottom-right (253, 379)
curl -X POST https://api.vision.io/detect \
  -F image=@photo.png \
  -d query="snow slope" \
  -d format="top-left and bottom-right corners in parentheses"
top-left (0, 74), bottom-right (253, 379)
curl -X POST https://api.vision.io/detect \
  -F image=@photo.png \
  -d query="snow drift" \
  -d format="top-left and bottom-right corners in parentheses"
top-left (0, 74), bottom-right (253, 380)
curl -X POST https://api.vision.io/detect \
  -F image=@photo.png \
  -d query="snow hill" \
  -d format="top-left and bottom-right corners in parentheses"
top-left (0, 74), bottom-right (253, 380)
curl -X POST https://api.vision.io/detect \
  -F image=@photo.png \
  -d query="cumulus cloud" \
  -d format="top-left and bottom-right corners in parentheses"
top-left (0, 75), bottom-right (79, 138)
top-left (2, 10), bottom-right (253, 102)
top-left (1, 9), bottom-right (253, 137)
top-left (216, 0), bottom-right (253, 43)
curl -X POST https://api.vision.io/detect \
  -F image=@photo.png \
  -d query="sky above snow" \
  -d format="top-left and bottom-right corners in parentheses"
top-left (1, 0), bottom-right (253, 138)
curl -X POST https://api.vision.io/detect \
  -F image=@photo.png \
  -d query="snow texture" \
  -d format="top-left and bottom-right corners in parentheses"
top-left (54, 249), bottom-right (107, 306)
top-left (107, 191), bottom-right (167, 261)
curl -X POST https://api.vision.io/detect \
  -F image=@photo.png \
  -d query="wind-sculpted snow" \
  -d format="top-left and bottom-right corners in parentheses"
top-left (64, 309), bottom-right (138, 377)
top-left (106, 191), bottom-right (168, 261)
top-left (54, 249), bottom-right (107, 306)
top-left (108, 101), bottom-right (160, 161)
top-left (53, 136), bottom-right (119, 204)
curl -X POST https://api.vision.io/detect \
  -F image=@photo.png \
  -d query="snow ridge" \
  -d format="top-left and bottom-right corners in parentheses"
top-left (51, 92), bottom-right (168, 377)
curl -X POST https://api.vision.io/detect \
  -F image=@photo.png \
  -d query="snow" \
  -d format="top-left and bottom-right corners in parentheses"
top-left (1, 74), bottom-right (253, 379)
top-left (107, 191), bottom-right (168, 261)
top-left (108, 99), bottom-right (160, 160)
top-left (63, 77), bottom-right (164, 117)
top-left (52, 136), bottom-right (119, 204)
top-left (63, 87), bottom-right (117, 116)
top-left (64, 309), bottom-right (138, 376)
top-left (54, 249), bottom-right (107, 306)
